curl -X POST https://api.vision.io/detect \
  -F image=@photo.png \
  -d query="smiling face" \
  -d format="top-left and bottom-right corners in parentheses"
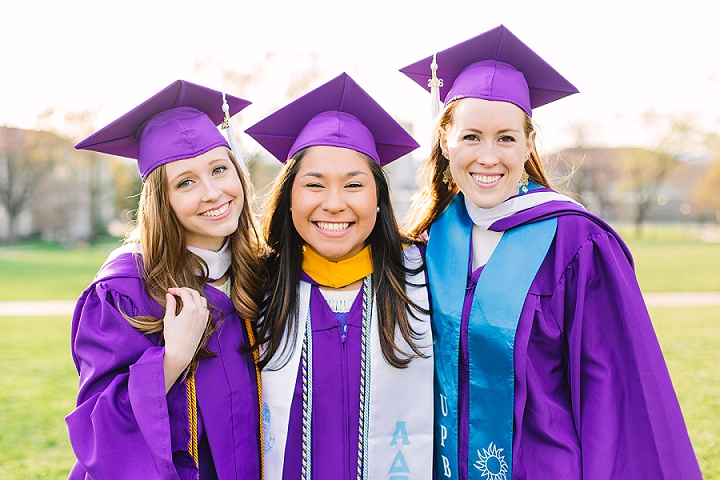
top-left (290, 145), bottom-right (378, 261)
top-left (441, 98), bottom-right (535, 209)
top-left (165, 146), bottom-right (244, 251)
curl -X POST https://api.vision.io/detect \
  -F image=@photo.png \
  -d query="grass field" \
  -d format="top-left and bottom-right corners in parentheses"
top-left (0, 239), bottom-right (121, 301)
top-left (0, 308), bottom-right (717, 479)
top-left (0, 316), bottom-right (77, 478)
top-left (628, 239), bottom-right (720, 292)
top-left (0, 230), bottom-right (718, 478)
top-left (652, 306), bottom-right (720, 478)
top-left (1, 228), bottom-right (720, 300)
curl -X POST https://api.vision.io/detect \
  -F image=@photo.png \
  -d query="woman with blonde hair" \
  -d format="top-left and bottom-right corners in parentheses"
top-left (67, 80), bottom-right (264, 479)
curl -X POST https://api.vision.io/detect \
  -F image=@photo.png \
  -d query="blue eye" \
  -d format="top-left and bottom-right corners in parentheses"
top-left (177, 179), bottom-right (192, 189)
top-left (213, 165), bottom-right (227, 175)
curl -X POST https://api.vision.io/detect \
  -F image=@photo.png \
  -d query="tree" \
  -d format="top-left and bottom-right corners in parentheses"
top-left (551, 120), bottom-right (623, 218)
top-left (0, 127), bottom-right (67, 243)
top-left (109, 158), bottom-right (142, 231)
top-left (551, 147), bottom-right (623, 219)
top-left (192, 52), bottom-right (322, 195)
top-left (618, 147), bottom-right (678, 235)
top-left (65, 108), bottom-right (114, 241)
top-left (618, 110), bottom-right (709, 236)
top-left (693, 132), bottom-right (720, 221)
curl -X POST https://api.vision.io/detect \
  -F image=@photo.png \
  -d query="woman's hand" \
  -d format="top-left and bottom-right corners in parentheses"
top-left (162, 287), bottom-right (209, 393)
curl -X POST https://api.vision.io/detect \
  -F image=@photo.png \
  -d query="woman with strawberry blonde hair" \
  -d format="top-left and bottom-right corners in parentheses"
top-left (401, 25), bottom-right (700, 479)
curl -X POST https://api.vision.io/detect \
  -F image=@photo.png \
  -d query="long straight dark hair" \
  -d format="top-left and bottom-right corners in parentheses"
top-left (256, 148), bottom-right (429, 370)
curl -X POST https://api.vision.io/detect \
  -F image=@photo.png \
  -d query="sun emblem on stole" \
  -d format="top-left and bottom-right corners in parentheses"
top-left (262, 402), bottom-right (275, 454)
top-left (473, 442), bottom-right (508, 480)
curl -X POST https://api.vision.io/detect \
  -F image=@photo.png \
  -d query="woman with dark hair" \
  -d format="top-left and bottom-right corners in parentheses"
top-left (246, 73), bottom-right (434, 479)
top-left (400, 25), bottom-right (701, 479)
top-left (67, 80), bottom-right (264, 479)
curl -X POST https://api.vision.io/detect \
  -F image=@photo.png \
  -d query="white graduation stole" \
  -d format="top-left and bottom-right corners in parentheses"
top-left (261, 246), bottom-right (434, 479)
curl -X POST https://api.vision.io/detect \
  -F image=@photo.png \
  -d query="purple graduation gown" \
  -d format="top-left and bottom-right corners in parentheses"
top-left (282, 286), bottom-right (364, 479)
top-left (66, 249), bottom-right (261, 479)
top-left (432, 200), bottom-right (701, 479)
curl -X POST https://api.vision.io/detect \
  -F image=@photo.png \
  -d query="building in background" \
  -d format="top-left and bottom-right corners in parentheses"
top-left (549, 147), bottom-right (713, 226)
top-left (0, 126), bottom-right (115, 245)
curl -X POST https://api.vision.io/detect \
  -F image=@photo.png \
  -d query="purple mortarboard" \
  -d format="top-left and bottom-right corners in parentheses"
top-left (244, 73), bottom-right (418, 165)
top-left (400, 25), bottom-right (578, 117)
top-left (75, 80), bottom-right (251, 180)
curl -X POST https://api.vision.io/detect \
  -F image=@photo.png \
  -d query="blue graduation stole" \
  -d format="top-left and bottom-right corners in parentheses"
top-left (427, 195), bottom-right (557, 479)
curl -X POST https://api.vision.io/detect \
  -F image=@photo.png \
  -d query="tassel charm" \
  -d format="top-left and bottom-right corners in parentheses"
top-left (221, 92), bottom-right (250, 177)
top-left (429, 53), bottom-right (443, 120)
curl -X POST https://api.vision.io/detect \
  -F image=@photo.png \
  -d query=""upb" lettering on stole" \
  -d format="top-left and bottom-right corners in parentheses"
top-left (439, 394), bottom-right (452, 478)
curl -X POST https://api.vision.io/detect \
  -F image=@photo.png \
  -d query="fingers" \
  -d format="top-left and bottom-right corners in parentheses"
top-left (162, 288), bottom-right (210, 382)
top-left (163, 288), bottom-right (210, 338)
top-left (165, 292), bottom-right (177, 319)
top-left (167, 287), bottom-right (208, 314)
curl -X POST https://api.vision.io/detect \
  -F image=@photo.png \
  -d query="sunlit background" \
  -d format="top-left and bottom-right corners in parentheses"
top-left (2, 0), bottom-right (718, 147)
top-left (1, 3), bottom-right (720, 477)
top-left (1, 0), bottom-right (719, 241)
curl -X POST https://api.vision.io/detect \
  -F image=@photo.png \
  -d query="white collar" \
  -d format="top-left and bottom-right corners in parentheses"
top-left (187, 241), bottom-right (232, 280)
top-left (464, 190), bottom-right (581, 230)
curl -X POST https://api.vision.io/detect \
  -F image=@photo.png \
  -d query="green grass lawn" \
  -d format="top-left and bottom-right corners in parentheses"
top-left (2, 230), bottom-right (720, 301)
top-left (0, 233), bottom-right (718, 478)
top-left (616, 222), bottom-right (720, 292)
top-left (0, 239), bottom-right (121, 301)
top-left (651, 306), bottom-right (720, 479)
top-left (0, 308), bottom-right (717, 479)
top-left (628, 239), bottom-right (720, 292)
top-left (0, 316), bottom-right (77, 478)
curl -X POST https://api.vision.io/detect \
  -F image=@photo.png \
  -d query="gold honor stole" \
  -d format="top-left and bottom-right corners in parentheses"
top-left (300, 244), bottom-right (374, 288)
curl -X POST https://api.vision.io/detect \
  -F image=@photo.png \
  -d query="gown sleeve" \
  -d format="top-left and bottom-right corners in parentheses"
top-left (66, 280), bottom-right (189, 480)
top-left (557, 230), bottom-right (701, 479)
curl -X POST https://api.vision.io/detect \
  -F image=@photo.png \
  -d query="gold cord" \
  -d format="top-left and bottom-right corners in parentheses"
top-left (246, 319), bottom-right (264, 479)
top-left (186, 320), bottom-right (263, 477)
top-left (187, 373), bottom-right (199, 467)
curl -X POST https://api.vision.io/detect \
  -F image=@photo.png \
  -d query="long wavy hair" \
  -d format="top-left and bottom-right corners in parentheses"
top-left (126, 149), bottom-right (265, 375)
top-left (403, 100), bottom-right (552, 238)
top-left (256, 148), bottom-right (428, 370)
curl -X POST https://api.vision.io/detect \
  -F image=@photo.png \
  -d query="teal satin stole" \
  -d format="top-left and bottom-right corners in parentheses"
top-left (427, 195), bottom-right (557, 479)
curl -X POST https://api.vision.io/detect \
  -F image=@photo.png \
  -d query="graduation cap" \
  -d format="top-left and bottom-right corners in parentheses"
top-left (75, 79), bottom-right (251, 180)
top-left (400, 25), bottom-right (578, 117)
top-left (244, 72), bottom-right (419, 165)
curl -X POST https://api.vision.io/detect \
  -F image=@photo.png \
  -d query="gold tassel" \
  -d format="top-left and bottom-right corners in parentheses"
top-left (186, 319), bottom-right (263, 476)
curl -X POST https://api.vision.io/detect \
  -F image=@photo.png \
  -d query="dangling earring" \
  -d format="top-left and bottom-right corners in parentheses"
top-left (440, 149), bottom-right (453, 189)
top-left (518, 152), bottom-right (531, 193)
top-left (518, 169), bottom-right (529, 193)
top-left (442, 165), bottom-right (453, 187)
